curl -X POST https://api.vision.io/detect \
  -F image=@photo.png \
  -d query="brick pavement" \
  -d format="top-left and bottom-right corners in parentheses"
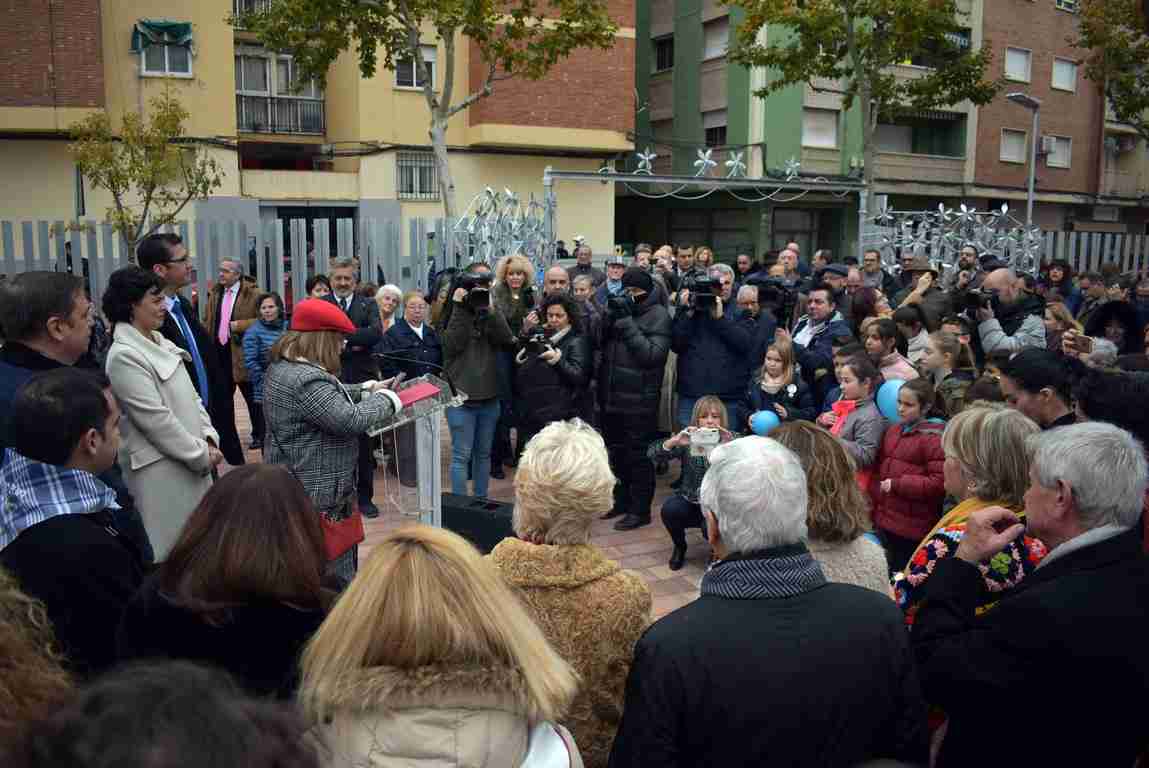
top-left (231, 396), bottom-right (704, 618)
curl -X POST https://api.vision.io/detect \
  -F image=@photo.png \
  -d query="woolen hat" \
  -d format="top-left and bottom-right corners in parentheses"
top-left (291, 298), bottom-right (356, 334)
top-left (621, 266), bottom-right (654, 293)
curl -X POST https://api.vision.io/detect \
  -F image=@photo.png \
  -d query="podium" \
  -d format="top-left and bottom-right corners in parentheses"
top-left (367, 374), bottom-right (466, 527)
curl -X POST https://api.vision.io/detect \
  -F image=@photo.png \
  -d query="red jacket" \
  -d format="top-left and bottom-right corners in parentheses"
top-left (871, 419), bottom-right (946, 542)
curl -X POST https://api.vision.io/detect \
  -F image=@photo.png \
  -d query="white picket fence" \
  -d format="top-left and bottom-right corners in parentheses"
top-left (0, 217), bottom-right (449, 320)
top-left (1038, 230), bottom-right (1149, 275)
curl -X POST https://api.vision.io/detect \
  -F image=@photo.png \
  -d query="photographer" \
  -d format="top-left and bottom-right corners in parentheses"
top-left (778, 285), bottom-right (852, 398)
top-left (441, 263), bottom-right (515, 499)
top-left (672, 272), bottom-right (753, 429)
top-left (975, 268), bottom-right (1046, 355)
top-left (599, 267), bottom-right (672, 531)
top-left (514, 294), bottom-right (591, 451)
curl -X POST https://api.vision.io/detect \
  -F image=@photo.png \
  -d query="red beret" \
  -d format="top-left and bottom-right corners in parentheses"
top-left (291, 298), bottom-right (356, 334)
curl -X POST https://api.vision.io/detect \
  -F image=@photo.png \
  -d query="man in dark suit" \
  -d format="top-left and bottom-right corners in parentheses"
top-left (913, 421), bottom-right (1149, 768)
top-left (136, 234), bottom-right (245, 466)
top-left (325, 257), bottom-right (382, 516)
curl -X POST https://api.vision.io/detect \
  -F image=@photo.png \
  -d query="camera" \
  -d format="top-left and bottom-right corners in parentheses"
top-left (683, 275), bottom-right (718, 310)
top-left (525, 330), bottom-right (549, 357)
top-left (689, 427), bottom-right (721, 458)
top-left (746, 274), bottom-right (800, 326)
top-left (963, 289), bottom-right (992, 312)
top-left (455, 271), bottom-right (493, 311)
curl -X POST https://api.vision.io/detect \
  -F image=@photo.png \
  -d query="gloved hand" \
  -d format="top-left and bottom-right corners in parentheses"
top-left (607, 294), bottom-right (633, 320)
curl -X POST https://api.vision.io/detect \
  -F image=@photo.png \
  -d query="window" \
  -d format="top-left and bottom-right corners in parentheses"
top-left (802, 108), bottom-right (838, 149)
top-left (235, 55), bottom-right (270, 93)
top-left (397, 152), bottom-right (439, 200)
top-left (1052, 58), bottom-right (1078, 92)
top-left (1055, 0), bottom-right (1077, 11)
top-left (1005, 47), bottom-right (1031, 82)
top-left (702, 17), bottom-right (729, 60)
top-left (653, 35), bottom-right (674, 72)
top-left (396, 45), bottom-right (436, 89)
top-left (703, 109), bottom-right (727, 148)
top-left (876, 123), bottom-right (913, 153)
top-left (1046, 135), bottom-right (1072, 168)
top-left (1000, 128), bottom-right (1028, 163)
top-left (142, 42), bottom-right (191, 76)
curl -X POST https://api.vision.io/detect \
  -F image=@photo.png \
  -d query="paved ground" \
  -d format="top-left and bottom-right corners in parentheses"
top-left (233, 397), bottom-right (704, 618)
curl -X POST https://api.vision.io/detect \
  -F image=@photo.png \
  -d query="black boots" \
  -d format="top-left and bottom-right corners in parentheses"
top-left (614, 514), bottom-right (650, 531)
top-left (669, 544), bottom-right (687, 571)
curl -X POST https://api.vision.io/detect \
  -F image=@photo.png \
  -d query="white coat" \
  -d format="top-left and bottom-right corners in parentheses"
top-left (105, 322), bottom-right (219, 560)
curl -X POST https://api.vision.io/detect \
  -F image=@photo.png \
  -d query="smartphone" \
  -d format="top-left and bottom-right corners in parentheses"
top-left (1071, 334), bottom-right (1095, 354)
top-left (389, 372), bottom-right (407, 388)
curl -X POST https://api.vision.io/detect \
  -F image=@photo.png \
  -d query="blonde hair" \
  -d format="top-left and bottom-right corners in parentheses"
top-left (268, 329), bottom-right (344, 375)
top-left (928, 330), bottom-right (977, 374)
top-left (691, 396), bottom-right (729, 429)
top-left (758, 340), bottom-right (795, 386)
top-left (298, 526), bottom-right (577, 722)
top-left (1045, 301), bottom-right (1081, 333)
top-left (401, 290), bottom-right (425, 308)
top-left (942, 404), bottom-right (1039, 507)
top-left (771, 422), bottom-right (870, 542)
top-left (513, 419), bottom-right (615, 545)
top-left (694, 246), bottom-right (714, 266)
top-left (496, 254), bottom-right (536, 287)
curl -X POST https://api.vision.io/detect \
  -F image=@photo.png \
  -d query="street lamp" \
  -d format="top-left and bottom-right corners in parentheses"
top-left (1006, 92), bottom-right (1042, 231)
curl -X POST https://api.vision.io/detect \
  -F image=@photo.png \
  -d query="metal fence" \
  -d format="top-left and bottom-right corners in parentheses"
top-left (1038, 230), bottom-right (1149, 275)
top-left (0, 216), bottom-right (424, 321)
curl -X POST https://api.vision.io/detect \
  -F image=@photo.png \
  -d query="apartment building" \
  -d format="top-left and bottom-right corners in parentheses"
top-left (0, 0), bottom-right (635, 263)
top-left (624, 0), bottom-right (1149, 260)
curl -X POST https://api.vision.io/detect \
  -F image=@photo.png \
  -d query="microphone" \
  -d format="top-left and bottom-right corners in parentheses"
top-left (373, 347), bottom-right (457, 399)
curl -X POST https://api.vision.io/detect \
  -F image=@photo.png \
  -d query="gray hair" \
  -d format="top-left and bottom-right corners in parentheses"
top-left (709, 263), bottom-right (735, 282)
top-left (376, 284), bottom-right (403, 301)
top-left (1086, 338), bottom-right (1118, 369)
top-left (699, 436), bottom-right (809, 553)
top-left (221, 258), bottom-right (243, 274)
top-left (737, 285), bottom-right (758, 301)
top-left (1029, 422), bottom-right (1148, 530)
top-left (330, 257), bottom-right (356, 273)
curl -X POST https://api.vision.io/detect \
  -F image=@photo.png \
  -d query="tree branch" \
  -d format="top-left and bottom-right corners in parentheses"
top-left (445, 61), bottom-right (496, 119)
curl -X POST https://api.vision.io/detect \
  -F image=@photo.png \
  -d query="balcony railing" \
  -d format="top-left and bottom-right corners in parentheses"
top-left (233, 0), bottom-right (273, 16)
top-left (1102, 168), bottom-right (1145, 198)
top-left (236, 95), bottom-right (325, 135)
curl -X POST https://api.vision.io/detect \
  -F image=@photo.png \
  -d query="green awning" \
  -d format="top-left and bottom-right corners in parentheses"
top-left (130, 20), bottom-right (194, 52)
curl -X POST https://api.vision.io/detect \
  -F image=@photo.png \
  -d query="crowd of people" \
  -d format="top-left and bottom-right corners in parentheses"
top-left (0, 234), bottom-right (1148, 767)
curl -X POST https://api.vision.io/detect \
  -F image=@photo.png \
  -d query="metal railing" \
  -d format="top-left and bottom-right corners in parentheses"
top-left (236, 94), bottom-right (325, 135)
top-left (233, 0), bottom-right (273, 17)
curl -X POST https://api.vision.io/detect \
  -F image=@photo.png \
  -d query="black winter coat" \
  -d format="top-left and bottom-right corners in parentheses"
top-left (515, 329), bottom-right (591, 425)
top-left (913, 528), bottom-right (1149, 768)
top-left (376, 319), bottom-right (443, 380)
top-left (117, 575), bottom-right (327, 699)
top-left (1, 511), bottom-right (145, 679)
top-left (323, 293), bottom-right (382, 384)
top-left (609, 577), bottom-right (929, 768)
top-left (671, 306), bottom-right (753, 400)
top-left (598, 291), bottom-right (671, 415)
top-left (743, 376), bottom-right (816, 424)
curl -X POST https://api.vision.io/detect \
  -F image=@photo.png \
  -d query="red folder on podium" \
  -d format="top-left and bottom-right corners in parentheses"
top-left (397, 381), bottom-right (442, 408)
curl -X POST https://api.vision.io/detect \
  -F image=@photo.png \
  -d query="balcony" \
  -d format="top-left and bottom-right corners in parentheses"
top-left (877, 153), bottom-right (965, 184)
top-left (1102, 168), bottom-right (1146, 198)
top-left (233, 0), bottom-right (273, 15)
top-left (241, 170), bottom-right (359, 201)
top-left (236, 95), bottom-right (325, 135)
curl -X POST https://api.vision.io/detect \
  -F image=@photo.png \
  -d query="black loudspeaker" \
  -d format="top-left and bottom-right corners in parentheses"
top-left (440, 493), bottom-right (515, 554)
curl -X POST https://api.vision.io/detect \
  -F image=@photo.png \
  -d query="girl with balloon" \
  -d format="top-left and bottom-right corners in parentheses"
top-left (743, 339), bottom-right (816, 431)
top-left (650, 396), bottom-right (735, 572)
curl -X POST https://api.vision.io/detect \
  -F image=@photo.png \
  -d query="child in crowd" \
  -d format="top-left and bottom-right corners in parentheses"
top-left (919, 331), bottom-right (976, 417)
top-left (651, 396), bottom-right (734, 571)
top-left (893, 305), bottom-right (930, 365)
top-left (744, 339), bottom-right (815, 426)
top-left (818, 355), bottom-right (888, 487)
top-left (864, 318), bottom-right (919, 381)
top-left (872, 378), bottom-right (947, 574)
top-left (819, 341), bottom-right (866, 414)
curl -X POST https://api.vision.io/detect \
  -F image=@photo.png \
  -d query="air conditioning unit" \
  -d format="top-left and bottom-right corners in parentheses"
top-left (1092, 205), bottom-right (1120, 222)
top-left (1040, 135), bottom-right (1058, 155)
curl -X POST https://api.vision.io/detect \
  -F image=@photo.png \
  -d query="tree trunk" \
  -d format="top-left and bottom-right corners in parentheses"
top-left (429, 115), bottom-right (457, 223)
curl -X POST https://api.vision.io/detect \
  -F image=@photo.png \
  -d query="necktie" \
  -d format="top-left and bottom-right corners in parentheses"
top-left (343, 296), bottom-right (351, 314)
top-left (170, 299), bottom-right (211, 408)
top-left (218, 287), bottom-right (236, 345)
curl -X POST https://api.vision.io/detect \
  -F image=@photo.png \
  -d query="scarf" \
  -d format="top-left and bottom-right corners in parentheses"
top-left (701, 544), bottom-right (827, 599)
top-left (1, 449), bottom-right (119, 550)
top-left (605, 279), bottom-right (623, 296)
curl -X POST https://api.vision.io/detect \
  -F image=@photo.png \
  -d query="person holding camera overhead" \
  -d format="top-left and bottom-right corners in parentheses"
top-left (513, 293), bottom-right (591, 452)
top-left (441, 263), bottom-right (515, 499)
top-left (975, 267), bottom-right (1047, 355)
top-left (671, 271), bottom-right (753, 430)
top-left (490, 254), bottom-right (537, 476)
top-left (599, 267), bottom-right (672, 531)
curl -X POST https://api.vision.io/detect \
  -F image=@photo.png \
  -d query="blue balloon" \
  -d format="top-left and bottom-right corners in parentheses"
top-left (750, 409), bottom-right (781, 436)
top-left (876, 379), bottom-right (906, 422)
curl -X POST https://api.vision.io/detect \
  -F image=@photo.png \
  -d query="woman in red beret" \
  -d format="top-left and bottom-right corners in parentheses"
top-left (261, 298), bottom-right (404, 586)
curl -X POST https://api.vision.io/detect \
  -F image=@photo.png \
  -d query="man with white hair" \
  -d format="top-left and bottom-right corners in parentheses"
top-left (912, 422), bottom-right (1149, 768)
top-left (975, 267), bottom-right (1045, 354)
top-left (609, 436), bottom-right (928, 768)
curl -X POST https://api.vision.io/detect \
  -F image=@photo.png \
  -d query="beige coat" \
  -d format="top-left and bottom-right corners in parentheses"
top-left (487, 539), bottom-right (651, 768)
top-left (106, 323), bottom-right (219, 560)
top-left (203, 277), bottom-right (261, 382)
top-left (315, 665), bottom-right (583, 768)
top-left (808, 536), bottom-right (894, 598)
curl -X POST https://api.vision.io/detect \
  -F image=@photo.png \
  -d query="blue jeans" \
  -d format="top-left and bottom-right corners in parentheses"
top-left (677, 396), bottom-right (743, 432)
top-left (446, 400), bottom-right (500, 498)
